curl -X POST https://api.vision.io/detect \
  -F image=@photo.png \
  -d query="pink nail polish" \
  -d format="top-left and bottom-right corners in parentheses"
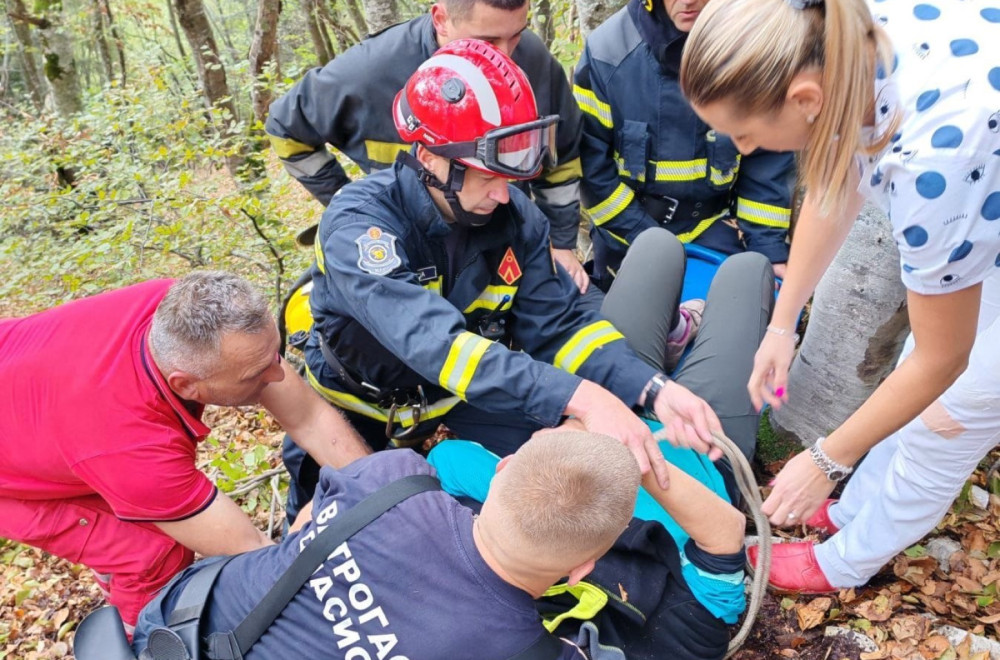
top-left (775, 387), bottom-right (785, 398)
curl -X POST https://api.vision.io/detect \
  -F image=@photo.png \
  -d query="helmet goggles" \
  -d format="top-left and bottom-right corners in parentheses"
top-left (424, 115), bottom-right (560, 179)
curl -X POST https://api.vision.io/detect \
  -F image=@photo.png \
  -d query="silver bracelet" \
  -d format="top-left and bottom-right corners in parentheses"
top-left (766, 325), bottom-right (800, 342)
top-left (809, 436), bottom-right (853, 482)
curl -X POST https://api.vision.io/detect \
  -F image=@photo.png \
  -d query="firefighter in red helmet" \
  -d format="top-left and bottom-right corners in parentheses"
top-left (283, 39), bottom-right (724, 522)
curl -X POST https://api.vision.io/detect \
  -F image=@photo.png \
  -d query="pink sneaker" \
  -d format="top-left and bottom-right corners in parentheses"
top-left (664, 299), bottom-right (705, 371)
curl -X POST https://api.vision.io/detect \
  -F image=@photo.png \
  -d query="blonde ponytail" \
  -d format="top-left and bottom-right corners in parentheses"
top-left (681, 0), bottom-right (896, 215)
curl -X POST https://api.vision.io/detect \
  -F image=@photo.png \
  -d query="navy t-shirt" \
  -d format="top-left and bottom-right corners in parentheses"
top-left (185, 450), bottom-right (582, 659)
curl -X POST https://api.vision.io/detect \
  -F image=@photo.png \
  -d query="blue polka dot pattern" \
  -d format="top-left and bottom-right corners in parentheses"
top-left (995, 253), bottom-right (1000, 268)
top-left (990, 68), bottom-right (1000, 92)
top-left (913, 3), bottom-right (940, 19)
top-left (916, 89), bottom-right (940, 111)
top-left (950, 39), bottom-right (979, 56)
top-left (903, 264), bottom-right (918, 273)
top-left (982, 8), bottom-right (1000, 22)
top-left (948, 241), bottom-right (974, 262)
top-left (891, 132), bottom-right (902, 143)
top-left (876, 53), bottom-right (899, 80)
top-left (983, 192), bottom-right (1000, 220)
top-left (903, 225), bottom-right (929, 246)
top-left (871, 169), bottom-right (884, 186)
top-left (915, 172), bottom-right (946, 199)
top-left (931, 126), bottom-right (963, 148)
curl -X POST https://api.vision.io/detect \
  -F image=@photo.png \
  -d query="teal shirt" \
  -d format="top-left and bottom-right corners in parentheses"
top-left (427, 419), bottom-right (746, 623)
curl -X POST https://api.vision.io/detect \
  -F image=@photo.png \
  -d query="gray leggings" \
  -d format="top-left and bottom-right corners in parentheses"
top-left (602, 228), bottom-right (775, 460)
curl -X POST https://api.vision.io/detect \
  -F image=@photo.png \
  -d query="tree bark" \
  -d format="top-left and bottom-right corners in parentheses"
top-left (338, 0), bottom-right (370, 40)
top-left (98, 0), bottom-right (126, 85)
top-left (303, 0), bottom-right (333, 64)
top-left (249, 0), bottom-right (280, 124)
top-left (4, 0), bottom-right (46, 110)
top-left (172, 0), bottom-right (246, 177)
top-left (33, 0), bottom-right (83, 116)
top-left (361, 0), bottom-right (397, 35)
top-left (575, 0), bottom-right (624, 37)
top-left (532, 0), bottom-right (554, 49)
top-left (90, 0), bottom-right (114, 86)
top-left (771, 203), bottom-right (910, 446)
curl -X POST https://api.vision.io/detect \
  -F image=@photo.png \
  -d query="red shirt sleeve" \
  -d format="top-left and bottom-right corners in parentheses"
top-left (71, 422), bottom-right (217, 522)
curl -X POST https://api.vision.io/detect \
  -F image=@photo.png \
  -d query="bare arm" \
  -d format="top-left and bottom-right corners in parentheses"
top-left (762, 284), bottom-right (981, 525)
top-left (640, 465), bottom-right (745, 556)
top-left (259, 359), bottom-right (372, 469)
top-left (155, 493), bottom-right (273, 556)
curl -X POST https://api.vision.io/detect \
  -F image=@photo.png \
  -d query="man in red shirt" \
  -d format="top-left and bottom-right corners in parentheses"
top-left (0, 271), bottom-right (369, 630)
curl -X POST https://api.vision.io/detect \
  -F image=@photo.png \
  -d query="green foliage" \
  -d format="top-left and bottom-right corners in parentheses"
top-left (0, 65), bottom-right (311, 311)
top-left (755, 409), bottom-right (801, 466)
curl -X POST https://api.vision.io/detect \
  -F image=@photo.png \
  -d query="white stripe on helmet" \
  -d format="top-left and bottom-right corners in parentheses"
top-left (418, 53), bottom-right (501, 126)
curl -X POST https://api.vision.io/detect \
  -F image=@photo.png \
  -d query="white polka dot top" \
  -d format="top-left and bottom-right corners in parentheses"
top-left (860, 0), bottom-right (1000, 294)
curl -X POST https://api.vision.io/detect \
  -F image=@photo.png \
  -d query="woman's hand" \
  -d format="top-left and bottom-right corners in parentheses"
top-left (761, 449), bottom-right (837, 527)
top-left (747, 330), bottom-right (797, 411)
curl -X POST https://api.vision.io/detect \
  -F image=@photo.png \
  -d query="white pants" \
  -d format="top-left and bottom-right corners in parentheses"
top-left (816, 273), bottom-right (1000, 587)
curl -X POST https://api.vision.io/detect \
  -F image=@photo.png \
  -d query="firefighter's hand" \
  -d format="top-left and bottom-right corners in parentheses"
top-left (552, 248), bottom-right (589, 294)
top-left (565, 380), bottom-right (670, 489)
top-left (652, 381), bottom-right (724, 461)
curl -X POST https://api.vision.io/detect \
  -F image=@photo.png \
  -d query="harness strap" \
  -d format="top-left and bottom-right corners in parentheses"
top-left (165, 556), bottom-right (235, 655)
top-left (205, 474), bottom-right (441, 660)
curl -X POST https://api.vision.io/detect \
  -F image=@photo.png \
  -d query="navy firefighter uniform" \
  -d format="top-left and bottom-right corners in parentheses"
top-left (264, 15), bottom-right (585, 251)
top-left (283, 161), bottom-right (657, 514)
top-left (573, 0), bottom-right (795, 286)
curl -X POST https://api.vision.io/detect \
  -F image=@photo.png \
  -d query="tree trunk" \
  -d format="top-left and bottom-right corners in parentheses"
top-left (172, 0), bottom-right (246, 177)
top-left (98, 0), bottom-right (126, 85)
top-left (771, 202), bottom-right (910, 446)
top-left (575, 0), bottom-right (624, 37)
top-left (4, 0), bottom-right (46, 110)
top-left (532, 0), bottom-right (554, 49)
top-left (338, 0), bottom-right (369, 40)
top-left (361, 0), bottom-right (397, 35)
top-left (303, 0), bottom-right (333, 64)
top-left (33, 0), bottom-right (83, 116)
top-left (90, 0), bottom-right (114, 86)
top-left (249, 0), bottom-right (280, 124)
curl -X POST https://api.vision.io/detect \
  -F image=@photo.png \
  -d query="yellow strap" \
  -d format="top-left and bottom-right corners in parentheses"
top-left (364, 140), bottom-right (409, 166)
top-left (675, 210), bottom-right (727, 244)
top-left (268, 134), bottom-right (317, 159)
top-left (438, 332), bottom-right (493, 400)
top-left (573, 85), bottom-right (613, 129)
top-left (554, 320), bottom-right (625, 374)
top-left (585, 182), bottom-right (636, 227)
top-left (736, 197), bottom-right (791, 228)
top-left (423, 276), bottom-right (443, 295)
top-left (540, 582), bottom-right (609, 633)
top-left (305, 364), bottom-right (460, 426)
top-left (314, 235), bottom-right (326, 274)
top-left (463, 285), bottom-right (517, 314)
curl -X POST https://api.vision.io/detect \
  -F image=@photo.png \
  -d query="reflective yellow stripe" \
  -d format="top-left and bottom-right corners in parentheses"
top-left (605, 230), bottom-right (629, 246)
top-left (708, 153), bottom-right (740, 186)
top-left (554, 321), bottom-right (625, 374)
top-left (305, 363), bottom-right (459, 426)
top-left (652, 158), bottom-right (706, 182)
top-left (585, 182), bottom-right (635, 227)
top-left (423, 276), bottom-right (442, 295)
top-left (543, 157), bottom-right (582, 184)
top-left (364, 140), bottom-right (409, 166)
top-left (541, 582), bottom-right (609, 633)
top-left (439, 332), bottom-right (493, 400)
top-left (736, 197), bottom-right (791, 228)
top-left (314, 235), bottom-right (325, 274)
top-left (613, 152), bottom-right (644, 182)
top-left (573, 85), bottom-right (613, 129)
top-left (676, 210), bottom-right (727, 244)
top-left (463, 285), bottom-right (517, 313)
top-left (268, 135), bottom-right (317, 159)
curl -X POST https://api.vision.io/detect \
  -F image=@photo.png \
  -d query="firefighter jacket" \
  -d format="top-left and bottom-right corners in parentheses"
top-left (266, 15), bottom-right (585, 250)
top-left (304, 162), bottom-right (657, 431)
top-left (573, 0), bottom-right (794, 272)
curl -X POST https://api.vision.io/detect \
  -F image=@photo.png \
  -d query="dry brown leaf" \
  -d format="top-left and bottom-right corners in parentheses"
top-left (796, 603), bottom-right (826, 631)
top-left (854, 594), bottom-right (900, 622)
top-left (890, 615), bottom-right (929, 642)
top-left (917, 635), bottom-right (952, 659)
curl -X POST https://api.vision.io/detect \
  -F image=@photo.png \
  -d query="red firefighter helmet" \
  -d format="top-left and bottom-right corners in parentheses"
top-left (393, 38), bottom-right (558, 180)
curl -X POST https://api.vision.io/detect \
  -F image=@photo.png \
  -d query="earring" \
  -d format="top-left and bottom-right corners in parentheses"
top-left (806, 114), bottom-right (815, 124)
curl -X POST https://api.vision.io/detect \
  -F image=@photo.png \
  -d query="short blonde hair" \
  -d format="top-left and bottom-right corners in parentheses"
top-left (680, 0), bottom-right (896, 214)
top-left (489, 431), bottom-right (640, 560)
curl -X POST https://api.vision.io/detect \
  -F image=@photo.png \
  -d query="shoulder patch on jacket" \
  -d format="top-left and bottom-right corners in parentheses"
top-left (498, 247), bottom-right (522, 285)
top-left (356, 226), bottom-right (402, 275)
top-left (586, 7), bottom-right (642, 67)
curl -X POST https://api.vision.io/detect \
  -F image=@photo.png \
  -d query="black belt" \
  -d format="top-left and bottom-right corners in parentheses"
top-left (315, 332), bottom-right (425, 409)
top-left (639, 193), bottom-right (729, 228)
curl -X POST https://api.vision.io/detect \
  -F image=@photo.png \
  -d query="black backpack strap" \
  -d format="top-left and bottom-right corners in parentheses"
top-left (507, 632), bottom-right (566, 660)
top-left (162, 556), bottom-right (235, 654)
top-left (206, 473), bottom-right (440, 660)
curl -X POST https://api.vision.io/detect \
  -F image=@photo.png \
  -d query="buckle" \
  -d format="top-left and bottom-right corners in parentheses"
top-left (659, 195), bottom-right (679, 221)
top-left (383, 385), bottom-right (427, 439)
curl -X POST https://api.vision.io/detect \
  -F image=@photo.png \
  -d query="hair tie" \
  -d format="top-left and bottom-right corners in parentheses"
top-left (786, 0), bottom-right (823, 9)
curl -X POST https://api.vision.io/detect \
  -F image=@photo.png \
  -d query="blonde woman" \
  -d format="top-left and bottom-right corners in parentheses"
top-left (680, 0), bottom-right (1000, 591)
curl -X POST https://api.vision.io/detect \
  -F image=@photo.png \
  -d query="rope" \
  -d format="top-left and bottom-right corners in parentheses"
top-left (651, 427), bottom-right (771, 657)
